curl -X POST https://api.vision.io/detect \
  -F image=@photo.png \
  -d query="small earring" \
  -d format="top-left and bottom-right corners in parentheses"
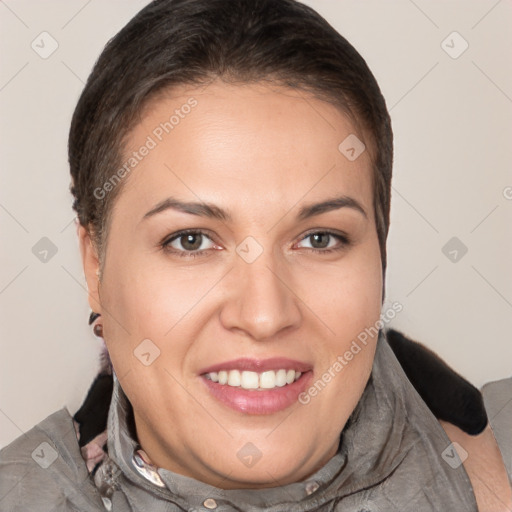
top-left (89, 311), bottom-right (103, 338)
top-left (93, 323), bottom-right (103, 338)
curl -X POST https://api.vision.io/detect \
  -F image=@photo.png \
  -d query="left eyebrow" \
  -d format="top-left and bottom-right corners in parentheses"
top-left (297, 195), bottom-right (368, 221)
top-left (141, 194), bottom-right (367, 223)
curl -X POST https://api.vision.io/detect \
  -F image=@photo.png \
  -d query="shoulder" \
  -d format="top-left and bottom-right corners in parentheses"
top-left (481, 376), bottom-right (512, 476)
top-left (0, 407), bottom-right (102, 511)
top-left (439, 375), bottom-right (512, 512)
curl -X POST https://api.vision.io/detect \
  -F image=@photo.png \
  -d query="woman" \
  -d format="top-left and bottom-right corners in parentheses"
top-left (1, 0), bottom-right (510, 510)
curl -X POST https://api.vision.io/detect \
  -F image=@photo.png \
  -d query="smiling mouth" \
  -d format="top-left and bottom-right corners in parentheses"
top-left (198, 357), bottom-right (313, 413)
top-left (203, 368), bottom-right (302, 391)
top-left (200, 369), bottom-right (313, 415)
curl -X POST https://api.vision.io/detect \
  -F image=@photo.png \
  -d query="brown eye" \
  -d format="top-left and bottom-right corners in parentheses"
top-left (162, 230), bottom-right (216, 257)
top-left (178, 233), bottom-right (203, 251)
top-left (296, 231), bottom-right (350, 253)
top-left (309, 233), bottom-right (330, 249)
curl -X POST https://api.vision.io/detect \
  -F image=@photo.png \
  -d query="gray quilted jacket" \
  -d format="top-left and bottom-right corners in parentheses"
top-left (1, 332), bottom-right (510, 511)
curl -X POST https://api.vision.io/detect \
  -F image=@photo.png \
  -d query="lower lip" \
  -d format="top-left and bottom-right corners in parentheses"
top-left (200, 372), bottom-right (313, 415)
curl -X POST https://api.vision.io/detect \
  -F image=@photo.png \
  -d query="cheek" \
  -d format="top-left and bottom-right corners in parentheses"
top-left (302, 243), bottom-right (381, 429)
top-left (306, 240), bottom-right (382, 339)
top-left (98, 247), bottom-right (221, 359)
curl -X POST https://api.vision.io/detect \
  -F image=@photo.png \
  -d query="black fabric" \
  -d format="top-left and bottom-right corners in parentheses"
top-left (74, 373), bottom-right (113, 447)
top-left (385, 329), bottom-right (488, 435)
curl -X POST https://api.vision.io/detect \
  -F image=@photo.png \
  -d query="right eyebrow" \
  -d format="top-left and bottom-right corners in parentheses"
top-left (142, 197), bottom-right (232, 223)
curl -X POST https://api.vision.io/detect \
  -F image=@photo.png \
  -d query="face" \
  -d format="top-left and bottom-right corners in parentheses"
top-left (80, 80), bottom-right (383, 489)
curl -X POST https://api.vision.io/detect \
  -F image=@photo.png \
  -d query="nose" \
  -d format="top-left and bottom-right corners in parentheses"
top-left (219, 244), bottom-right (302, 341)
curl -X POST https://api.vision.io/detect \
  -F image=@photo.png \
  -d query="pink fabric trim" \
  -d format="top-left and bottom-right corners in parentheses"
top-left (73, 419), bottom-right (108, 473)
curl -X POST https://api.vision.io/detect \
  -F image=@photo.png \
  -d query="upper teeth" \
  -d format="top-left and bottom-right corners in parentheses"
top-left (205, 369), bottom-right (302, 390)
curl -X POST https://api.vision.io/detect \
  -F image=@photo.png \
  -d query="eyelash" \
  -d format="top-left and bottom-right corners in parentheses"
top-left (160, 228), bottom-right (351, 259)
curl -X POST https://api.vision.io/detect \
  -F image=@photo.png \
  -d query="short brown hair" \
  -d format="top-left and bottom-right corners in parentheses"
top-left (69, 0), bottom-right (393, 297)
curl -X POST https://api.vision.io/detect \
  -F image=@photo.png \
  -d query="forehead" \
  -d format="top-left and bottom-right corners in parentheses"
top-left (116, 80), bottom-right (373, 223)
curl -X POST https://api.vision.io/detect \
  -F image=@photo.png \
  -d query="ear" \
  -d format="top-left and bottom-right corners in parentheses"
top-left (77, 223), bottom-right (102, 314)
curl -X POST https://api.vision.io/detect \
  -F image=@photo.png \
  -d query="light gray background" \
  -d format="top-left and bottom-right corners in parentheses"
top-left (1, 0), bottom-right (511, 448)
